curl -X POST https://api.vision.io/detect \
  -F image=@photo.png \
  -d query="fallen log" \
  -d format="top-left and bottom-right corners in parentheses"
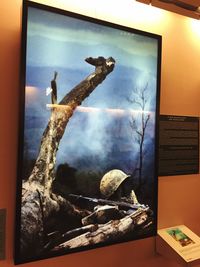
top-left (43, 224), bottom-right (98, 251)
top-left (53, 208), bottom-right (149, 251)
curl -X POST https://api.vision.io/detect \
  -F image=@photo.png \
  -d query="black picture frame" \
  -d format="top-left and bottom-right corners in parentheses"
top-left (15, 0), bottom-right (162, 264)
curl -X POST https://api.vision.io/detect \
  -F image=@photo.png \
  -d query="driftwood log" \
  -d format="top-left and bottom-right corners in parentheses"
top-left (20, 56), bottom-right (115, 260)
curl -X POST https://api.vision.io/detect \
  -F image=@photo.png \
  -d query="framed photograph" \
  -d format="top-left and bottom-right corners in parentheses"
top-left (15, 0), bottom-right (161, 264)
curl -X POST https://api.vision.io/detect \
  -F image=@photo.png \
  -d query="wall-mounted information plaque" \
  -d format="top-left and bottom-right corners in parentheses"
top-left (0, 209), bottom-right (6, 260)
top-left (159, 115), bottom-right (199, 176)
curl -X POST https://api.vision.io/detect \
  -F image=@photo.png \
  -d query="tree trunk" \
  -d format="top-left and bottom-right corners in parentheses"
top-left (20, 57), bottom-right (115, 260)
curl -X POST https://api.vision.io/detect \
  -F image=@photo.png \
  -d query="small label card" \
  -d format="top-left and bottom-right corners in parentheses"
top-left (0, 209), bottom-right (6, 260)
top-left (158, 225), bottom-right (200, 263)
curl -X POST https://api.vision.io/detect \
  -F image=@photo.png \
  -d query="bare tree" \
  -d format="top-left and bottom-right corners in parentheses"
top-left (127, 83), bottom-right (150, 191)
top-left (18, 56), bottom-right (116, 260)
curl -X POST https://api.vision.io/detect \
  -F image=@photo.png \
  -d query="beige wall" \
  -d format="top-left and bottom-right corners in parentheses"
top-left (0, 0), bottom-right (200, 266)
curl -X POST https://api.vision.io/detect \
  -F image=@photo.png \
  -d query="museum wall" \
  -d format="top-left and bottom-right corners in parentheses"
top-left (0, 0), bottom-right (200, 267)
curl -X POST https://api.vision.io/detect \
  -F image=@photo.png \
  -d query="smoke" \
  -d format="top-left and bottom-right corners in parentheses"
top-left (24, 66), bottom-right (157, 176)
top-left (57, 107), bottom-right (120, 169)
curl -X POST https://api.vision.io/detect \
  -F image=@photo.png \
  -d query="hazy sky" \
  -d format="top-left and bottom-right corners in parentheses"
top-left (27, 6), bottom-right (159, 74)
top-left (24, 5), bottom-right (160, 172)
